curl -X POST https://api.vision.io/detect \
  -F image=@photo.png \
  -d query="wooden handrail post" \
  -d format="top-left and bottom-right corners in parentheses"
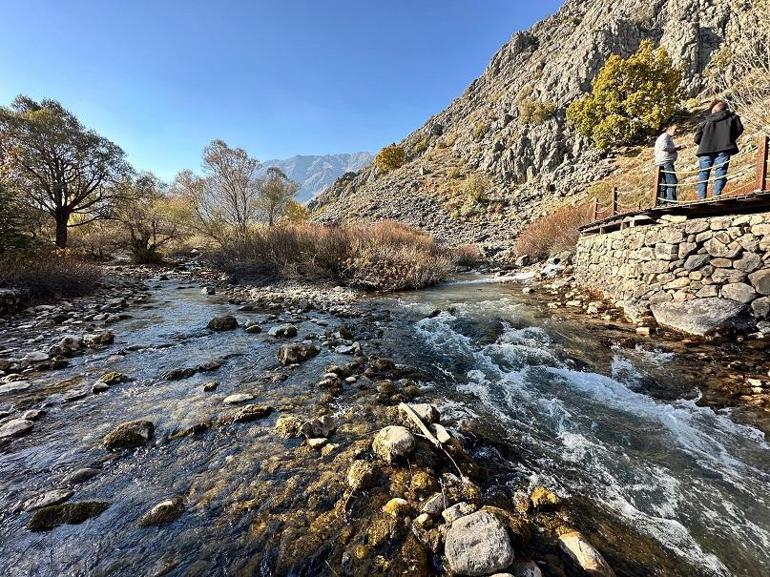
top-left (756, 134), bottom-right (769, 192)
top-left (611, 187), bottom-right (618, 215)
top-left (592, 197), bottom-right (598, 220)
top-left (652, 166), bottom-right (662, 207)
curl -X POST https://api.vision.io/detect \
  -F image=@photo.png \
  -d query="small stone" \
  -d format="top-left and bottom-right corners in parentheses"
top-left (22, 409), bottom-right (45, 421)
top-left (372, 426), bottom-right (415, 464)
top-left (244, 323), bottom-right (262, 334)
top-left (222, 404), bottom-right (273, 424)
top-left (0, 418), bottom-right (33, 439)
top-left (277, 343), bottom-right (319, 365)
top-left (222, 393), bottom-right (255, 405)
top-left (275, 414), bottom-right (304, 438)
top-left (139, 496), bottom-right (185, 526)
top-left (201, 287), bottom-right (216, 295)
top-left (442, 501), bottom-right (477, 523)
top-left (91, 382), bottom-right (110, 394)
top-left (307, 437), bottom-right (328, 449)
top-left (511, 561), bottom-right (543, 577)
top-left (28, 501), bottom-right (110, 532)
top-left (0, 381), bottom-right (32, 394)
top-left (400, 403), bottom-right (440, 424)
top-left (163, 368), bottom-right (197, 381)
top-left (104, 420), bottom-right (154, 450)
top-left (421, 493), bottom-right (445, 516)
top-left (530, 486), bottom-right (560, 509)
top-left (202, 381), bottom-right (219, 392)
top-left (382, 497), bottom-right (412, 518)
top-left (207, 315), bottom-right (238, 331)
top-left (268, 324), bottom-right (298, 338)
top-left (98, 372), bottom-right (129, 385)
top-left (21, 489), bottom-right (74, 511)
top-left (63, 467), bottom-right (100, 485)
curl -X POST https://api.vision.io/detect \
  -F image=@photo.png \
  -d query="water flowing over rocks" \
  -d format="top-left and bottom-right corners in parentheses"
top-left (103, 419), bottom-right (155, 450)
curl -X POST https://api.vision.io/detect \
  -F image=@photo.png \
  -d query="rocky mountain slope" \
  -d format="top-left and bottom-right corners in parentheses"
top-left (259, 152), bottom-right (373, 203)
top-left (311, 0), bottom-right (758, 256)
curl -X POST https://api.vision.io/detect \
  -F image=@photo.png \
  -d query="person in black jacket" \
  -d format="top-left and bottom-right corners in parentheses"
top-left (694, 100), bottom-right (744, 199)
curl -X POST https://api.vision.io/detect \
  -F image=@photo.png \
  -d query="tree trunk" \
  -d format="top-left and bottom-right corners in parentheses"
top-left (54, 210), bottom-right (69, 248)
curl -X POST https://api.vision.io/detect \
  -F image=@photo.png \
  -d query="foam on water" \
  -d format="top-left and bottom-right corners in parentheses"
top-left (411, 300), bottom-right (770, 577)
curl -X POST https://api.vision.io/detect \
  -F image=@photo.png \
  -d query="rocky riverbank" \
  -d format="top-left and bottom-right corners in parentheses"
top-left (0, 265), bottom-right (766, 576)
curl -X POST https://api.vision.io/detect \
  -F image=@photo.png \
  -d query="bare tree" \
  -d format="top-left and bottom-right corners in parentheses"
top-left (0, 96), bottom-right (130, 247)
top-left (716, 0), bottom-right (770, 134)
top-left (173, 140), bottom-right (262, 241)
top-left (112, 173), bottom-right (184, 263)
top-left (258, 167), bottom-right (299, 225)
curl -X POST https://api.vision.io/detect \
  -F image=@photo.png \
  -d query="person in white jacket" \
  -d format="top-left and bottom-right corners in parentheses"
top-left (654, 124), bottom-right (685, 201)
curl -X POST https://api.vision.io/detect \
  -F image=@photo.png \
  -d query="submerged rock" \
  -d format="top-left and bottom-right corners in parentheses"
top-left (277, 343), bottom-right (319, 365)
top-left (220, 404), bottom-right (273, 424)
top-left (444, 510), bottom-right (515, 575)
top-left (139, 496), bottom-right (185, 526)
top-left (222, 393), bottom-right (255, 405)
top-left (27, 501), bottom-right (110, 532)
top-left (207, 315), bottom-right (238, 331)
top-left (21, 489), bottom-right (74, 511)
top-left (650, 298), bottom-right (750, 336)
top-left (268, 324), bottom-right (298, 338)
top-left (104, 420), bottom-right (155, 450)
top-left (558, 531), bottom-right (616, 577)
top-left (63, 467), bottom-right (100, 485)
top-left (0, 418), bottom-right (34, 439)
top-left (372, 426), bottom-right (415, 464)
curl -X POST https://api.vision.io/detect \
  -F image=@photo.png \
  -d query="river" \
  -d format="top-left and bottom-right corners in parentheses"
top-left (0, 274), bottom-right (768, 576)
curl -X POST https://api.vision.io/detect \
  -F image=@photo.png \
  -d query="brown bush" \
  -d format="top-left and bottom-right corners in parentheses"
top-left (0, 253), bottom-right (102, 302)
top-left (213, 221), bottom-right (462, 291)
top-left (513, 204), bottom-right (594, 261)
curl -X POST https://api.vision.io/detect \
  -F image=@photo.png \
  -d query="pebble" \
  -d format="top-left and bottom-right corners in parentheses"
top-left (222, 393), bottom-right (255, 405)
top-left (139, 496), bottom-right (185, 526)
top-left (0, 418), bottom-right (34, 439)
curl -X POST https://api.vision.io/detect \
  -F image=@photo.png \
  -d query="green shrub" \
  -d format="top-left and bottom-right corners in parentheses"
top-left (518, 98), bottom-right (557, 125)
top-left (472, 122), bottom-right (488, 141)
top-left (411, 136), bottom-right (431, 155)
top-left (460, 173), bottom-right (491, 204)
top-left (566, 41), bottom-right (682, 150)
top-left (375, 144), bottom-right (406, 173)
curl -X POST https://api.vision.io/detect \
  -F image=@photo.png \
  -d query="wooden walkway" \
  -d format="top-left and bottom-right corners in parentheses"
top-left (579, 135), bottom-right (770, 235)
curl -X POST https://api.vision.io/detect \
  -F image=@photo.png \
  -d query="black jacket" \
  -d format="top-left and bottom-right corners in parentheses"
top-left (694, 110), bottom-right (744, 156)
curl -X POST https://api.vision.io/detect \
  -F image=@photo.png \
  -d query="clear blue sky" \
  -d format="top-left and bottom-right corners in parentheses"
top-left (0, 0), bottom-right (562, 181)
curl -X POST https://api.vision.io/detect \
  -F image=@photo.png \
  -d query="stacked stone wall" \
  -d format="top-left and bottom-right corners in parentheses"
top-left (574, 212), bottom-right (770, 325)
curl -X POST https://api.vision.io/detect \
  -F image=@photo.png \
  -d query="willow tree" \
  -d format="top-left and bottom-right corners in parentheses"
top-left (258, 167), bottom-right (299, 226)
top-left (0, 96), bottom-right (130, 248)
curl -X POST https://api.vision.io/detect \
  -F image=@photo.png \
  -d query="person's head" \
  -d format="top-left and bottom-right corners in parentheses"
top-left (711, 99), bottom-right (728, 113)
top-left (666, 124), bottom-right (678, 136)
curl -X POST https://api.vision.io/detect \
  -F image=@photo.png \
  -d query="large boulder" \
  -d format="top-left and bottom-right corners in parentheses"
top-left (444, 510), bottom-right (515, 575)
top-left (650, 297), bottom-right (751, 336)
top-left (104, 420), bottom-right (155, 450)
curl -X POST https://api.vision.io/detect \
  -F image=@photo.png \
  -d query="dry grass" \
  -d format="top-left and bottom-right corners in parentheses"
top-left (513, 204), bottom-right (595, 261)
top-left (213, 221), bottom-right (468, 291)
top-left (0, 253), bottom-right (102, 302)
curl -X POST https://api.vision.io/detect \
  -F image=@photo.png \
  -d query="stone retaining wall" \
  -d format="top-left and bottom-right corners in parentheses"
top-left (574, 212), bottom-right (770, 327)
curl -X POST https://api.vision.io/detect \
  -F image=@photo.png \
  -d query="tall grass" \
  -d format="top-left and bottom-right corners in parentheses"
top-left (513, 204), bottom-right (594, 261)
top-left (0, 253), bottom-right (102, 302)
top-left (213, 221), bottom-right (470, 291)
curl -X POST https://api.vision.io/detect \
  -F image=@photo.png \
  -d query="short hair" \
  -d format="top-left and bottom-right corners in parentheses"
top-left (711, 99), bottom-right (728, 112)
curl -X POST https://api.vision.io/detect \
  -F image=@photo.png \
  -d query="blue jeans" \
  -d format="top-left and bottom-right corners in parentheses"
top-left (659, 162), bottom-right (677, 201)
top-left (698, 152), bottom-right (731, 199)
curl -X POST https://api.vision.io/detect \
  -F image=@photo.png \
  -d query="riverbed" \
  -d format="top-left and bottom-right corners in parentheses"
top-left (0, 273), bottom-right (768, 576)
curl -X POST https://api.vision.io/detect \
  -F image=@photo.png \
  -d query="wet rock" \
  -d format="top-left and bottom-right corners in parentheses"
top-left (347, 460), bottom-right (378, 491)
top-left (244, 322), bottom-right (262, 334)
top-left (104, 420), bottom-right (155, 450)
top-left (511, 561), bottom-right (543, 577)
top-left (442, 501), bottom-right (478, 523)
top-left (301, 415), bottom-right (336, 438)
top-left (92, 382), bottom-right (110, 394)
top-left (139, 496), bottom-right (185, 526)
top-left (28, 501), bottom-right (110, 532)
top-left (221, 404), bottom-right (273, 424)
top-left (207, 315), bottom-right (238, 331)
top-left (163, 368), bottom-right (197, 381)
top-left (22, 409), bottom-right (45, 421)
top-left (63, 389), bottom-right (88, 402)
top-left (202, 381), bottom-right (219, 392)
top-left (201, 286), bottom-right (216, 295)
top-left (0, 381), bottom-right (32, 394)
top-left (444, 510), bottom-right (515, 576)
top-left (651, 298), bottom-right (750, 336)
top-left (372, 357), bottom-right (395, 372)
top-left (530, 486), bottom-right (560, 509)
top-left (83, 331), bottom-right (115, 348)
top-left (277, 343), bottom-right (320, 365)
top-left (63, 467), bottom-right (101, 485)
top-left (0, 418), bottom-right (33, 439)
top-left (442, 473), bottom-right (483, 504)
top-left (558, 531), bottom-right (616, 577)
top-left (21, 489), bottom-right (73, 511)
top-left (268, 324), bottom-right (298, 338)
top-left (275, 414), bottom-right (304, 438)
top-left (372, 426), bottom-right (415, 464)
top-left (400, 403), bottom-right (440, 424)
top-left (169, 421), bottom-right (212, 439)
top-left (222, 393), bottom-right (255, 405)
top-left (306, 437), bottom-right (328, 449)
top-left (98, 372), bottom-right (130, 385)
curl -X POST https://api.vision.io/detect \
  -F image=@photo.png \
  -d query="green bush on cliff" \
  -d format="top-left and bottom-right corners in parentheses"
top-left (375, 144), bottom-right (406, 173)
top-left (567, 41), bottom-right (682, 150)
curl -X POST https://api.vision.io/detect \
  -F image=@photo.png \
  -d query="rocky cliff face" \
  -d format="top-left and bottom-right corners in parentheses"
top-left (311, 0), bottom-right (756, 255)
